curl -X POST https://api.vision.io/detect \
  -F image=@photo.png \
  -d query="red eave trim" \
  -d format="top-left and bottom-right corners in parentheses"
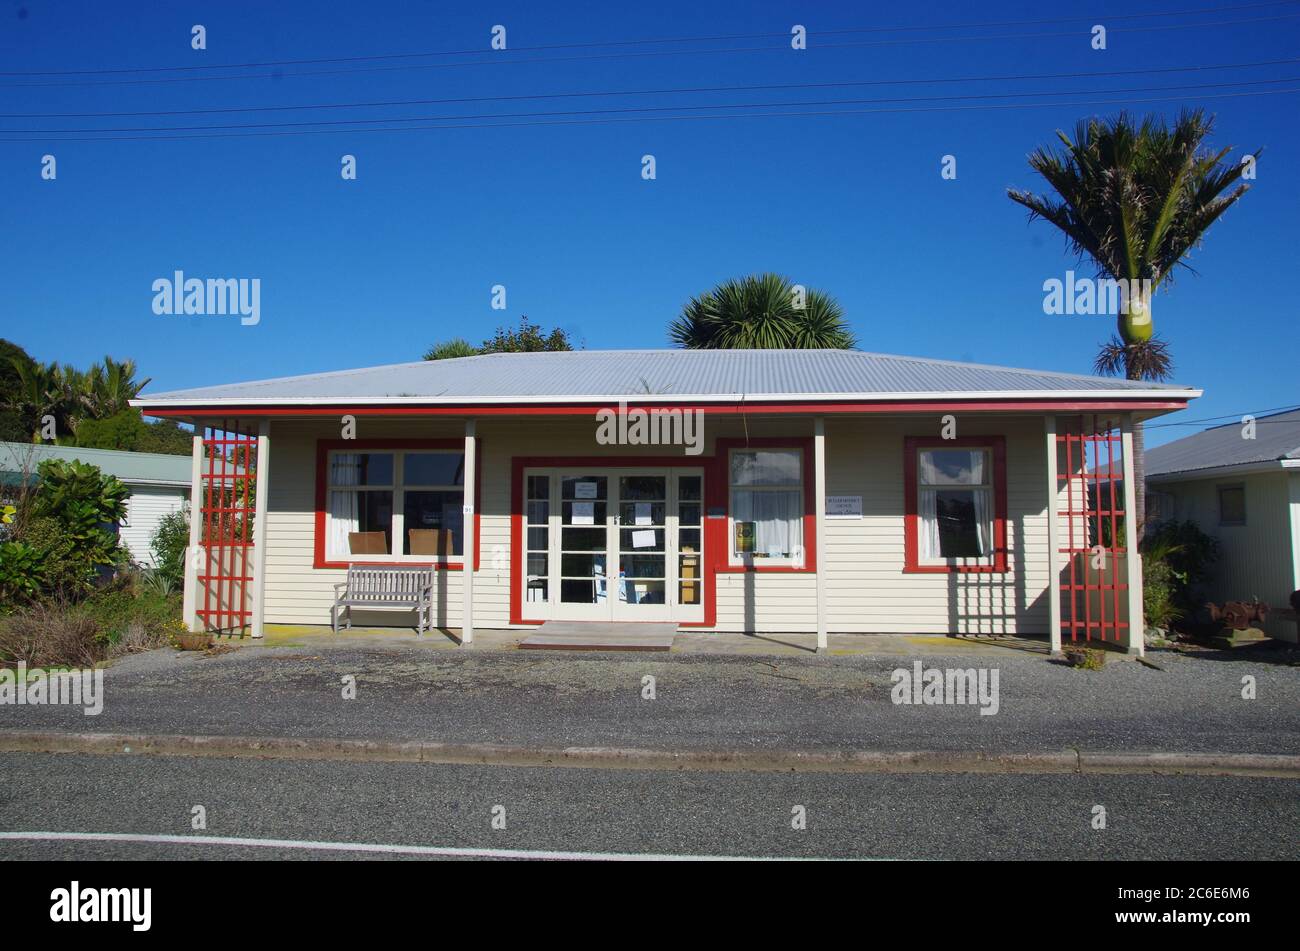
top-left (141, 397), bottom-right (1191, 418)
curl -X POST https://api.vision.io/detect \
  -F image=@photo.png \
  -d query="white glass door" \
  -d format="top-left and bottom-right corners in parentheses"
top-left (613, 474), bottom-right (670, 621)
top-left (523, 467), bottom-right (704, 623)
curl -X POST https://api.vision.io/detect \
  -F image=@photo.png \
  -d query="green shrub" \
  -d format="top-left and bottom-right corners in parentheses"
top-left (73, 586), bottom-right (180, 647)
top-left (1142, 520), bottom-right (1220, 626)
top-left (0, 541), bottom-right (46, 607)
top-left (19, 459), bottom-right (129, 597)
top-left (151, 510), bottom-right (189, 590)
top-left (1143, 553), bottom-right (1181, 630)
top-left (17, 515), bottom-right (96, 598)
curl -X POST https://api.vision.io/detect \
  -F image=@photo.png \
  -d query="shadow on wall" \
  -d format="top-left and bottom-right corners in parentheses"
top-left (946, 514), bottom-right (1046, 636)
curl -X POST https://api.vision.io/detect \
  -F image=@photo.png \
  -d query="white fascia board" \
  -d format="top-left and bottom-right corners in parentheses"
top-left (132, 388), bottom-right (1201, 408)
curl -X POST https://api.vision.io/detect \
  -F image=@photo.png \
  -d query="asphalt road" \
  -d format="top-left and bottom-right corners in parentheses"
top-left (2, 644), bottom-right (1296, 755)
top-left (0, 752), bottom-right (1295, 860)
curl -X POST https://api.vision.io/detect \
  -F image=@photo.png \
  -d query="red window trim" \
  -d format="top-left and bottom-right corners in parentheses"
top-left (313, 438), bottom-right (481, 570)
top-left (903, 435), bottom-right (1008, 574)
top-left (712, 437), bottom-right (816, 575)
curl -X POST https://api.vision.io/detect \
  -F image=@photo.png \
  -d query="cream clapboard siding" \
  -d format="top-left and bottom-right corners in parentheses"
top-left (1158, 469), bottom-right (1299, 642)
top-left (119, 487), bottom-right (188, 568)
top-left (262, 414), bottom-right (1052, 634)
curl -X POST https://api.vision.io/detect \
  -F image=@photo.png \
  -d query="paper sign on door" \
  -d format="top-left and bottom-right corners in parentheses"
top-left (634, 502), bottom-right (652, 526)
top-left (574, 482), bottom-right (598, 499)
top-left (631, 529), bottom-right (656, 549)
top-left (572, 501), bottom-right (595, 525)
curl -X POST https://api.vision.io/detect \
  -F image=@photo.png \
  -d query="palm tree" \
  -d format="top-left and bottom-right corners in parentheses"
top-left (1007, 109), bottom-right (1257, 529)
top-left (83, 356), bottom-right (149, 417)
top-left (670, 273), bottom-right (856, 350)
top-left (10, 361), bottom-right (83, 440)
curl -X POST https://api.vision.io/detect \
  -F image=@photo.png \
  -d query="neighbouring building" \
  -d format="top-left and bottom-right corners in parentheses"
top-left (0, 441), bottom-right (191, 568)
top-left (1146, 407), bottom-right (1300, 643)
top-left (132, 349), bottom-right (1201, 654)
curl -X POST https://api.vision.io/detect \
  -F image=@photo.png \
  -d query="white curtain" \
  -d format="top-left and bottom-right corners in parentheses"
top-left (919, 488), bottom-right (941, 559)
top-left (329, 453), bottom-right (360, 558)
top-left (734, 489), bottom-right (800, 557)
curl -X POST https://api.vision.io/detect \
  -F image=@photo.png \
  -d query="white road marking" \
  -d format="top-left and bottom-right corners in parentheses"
top-left (0, 830), bottom-right (829, 861)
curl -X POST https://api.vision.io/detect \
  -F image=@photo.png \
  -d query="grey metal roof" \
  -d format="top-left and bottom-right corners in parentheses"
top-left (135, 349), bottom-right (1198, 406)
top-left (1145, 408), bottom-right (1300, 478)
top-left (0, 441), bottom-right (192, 487)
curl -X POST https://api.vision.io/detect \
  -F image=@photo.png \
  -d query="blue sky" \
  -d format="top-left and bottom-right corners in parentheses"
top-left (2, 0), bottom-right (1297, 446)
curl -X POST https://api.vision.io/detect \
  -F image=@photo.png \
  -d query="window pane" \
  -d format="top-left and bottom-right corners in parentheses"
top-left (731, 450), bottom-right (801, 486)
top-left (561, 553), bottom-right (607, 577)
top-left (1219, 486), bottom-right (1246, 525)
top-left (678, 475), bottom-right (702, 501)
top-left (526, 500), bottom-right (549, 526)
top-left (561, 527), bottom-right (606, 551)
top-left (732, 488), bottom-right (801, 558)
top-left (623, 554), bottom-right (665, 578)
top-left (405, 452), bottom-right (464, 486)
top-left (919, 449), bottom-right (987, 486)
top-left (934, 489), bottom-right (988, 558)
top-left (337, 490), bottom-right (392, 554)
top-left (527, 475), bottom-right (550, 499)
top-left (620, 528), bottom-right (665, 552)
top-left (526, 526), bottom-right (548, 550)
top-left (331, 452), bottom-right (393, 487)
top-left (402, 489), bottom-right (463, 556)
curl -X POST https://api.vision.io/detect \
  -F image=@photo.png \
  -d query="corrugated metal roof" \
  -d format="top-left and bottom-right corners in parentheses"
top-left (0, 442), bottom-right (192, 487)
top-left (135, 349), bottom-right (1198, 406)
top-left (1145, 408), bottom-right (1300, 478)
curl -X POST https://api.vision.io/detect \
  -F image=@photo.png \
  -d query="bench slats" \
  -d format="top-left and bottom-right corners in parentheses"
top-left (332, 565), bottom-right (435, 635)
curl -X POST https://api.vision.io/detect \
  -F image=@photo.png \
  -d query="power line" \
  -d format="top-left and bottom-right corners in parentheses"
top-left (3, 2), bottom-right (1296, 77)
top-left (3, 85), bottom-right (1294, 142)
top-left (1147, 403), bottom-right (1300, 426)
top-left (9, 76), bottom-right (1296, 136)
top-left (5, 57), bottom-right (1297, 120)
top-left (5, 12), bottom-right (1298, 89)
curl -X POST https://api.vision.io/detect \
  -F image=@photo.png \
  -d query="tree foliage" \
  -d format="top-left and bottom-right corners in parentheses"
top-left (424, 319), bottom-right (576, 360)
top-left (669, 273), bottom-right (855, 350)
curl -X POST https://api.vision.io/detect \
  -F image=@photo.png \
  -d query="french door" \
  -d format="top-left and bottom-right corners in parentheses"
top-left (523, 468), bottom-right (704, 623)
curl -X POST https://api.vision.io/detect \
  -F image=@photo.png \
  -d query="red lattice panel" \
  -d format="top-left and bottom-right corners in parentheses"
top-left (1057, 415), bottom-right (1128, 643)
top-left (197, 420), bottom-right (257, 635)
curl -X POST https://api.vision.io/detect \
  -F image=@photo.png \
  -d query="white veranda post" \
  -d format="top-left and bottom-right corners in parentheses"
top-left (461, 419), bottom-right (477, 646)
top-left (1121, 415), bottom-right (1144, 656)
top-left (814, 417), bottom-right (828, 654)
top-left (183, 427), bottom-right (205, 633)
top-left (250, 419), bottom-right (271, 639)
top-left (1045, 416), bottom-right (1062, 654)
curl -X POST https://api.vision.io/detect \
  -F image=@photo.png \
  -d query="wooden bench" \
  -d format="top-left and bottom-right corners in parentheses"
top-left (331, 565), bottom-right (435, 636)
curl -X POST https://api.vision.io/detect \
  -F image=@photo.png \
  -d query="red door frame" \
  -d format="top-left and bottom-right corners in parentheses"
top-left (508, 438), bottom-right (816, 628)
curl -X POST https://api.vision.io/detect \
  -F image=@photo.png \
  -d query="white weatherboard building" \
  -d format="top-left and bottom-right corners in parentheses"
top-left (0, 442), bottom-right (191, 568)
top-left (1146, 408), bottom-right (1300, 642)
top-left (133, 349), bottom-right (1201, 654)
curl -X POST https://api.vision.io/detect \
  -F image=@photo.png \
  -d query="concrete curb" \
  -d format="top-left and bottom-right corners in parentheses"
top-left (1, 731), bottom-right (1297, 777)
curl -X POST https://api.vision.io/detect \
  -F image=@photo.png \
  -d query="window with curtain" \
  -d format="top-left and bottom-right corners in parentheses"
top-left (917, 447), bottom-right (993, 562)
top-left (730, 449), bottom-right (803, 563)
top-left (326, 450), bottom-right (465, 561)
